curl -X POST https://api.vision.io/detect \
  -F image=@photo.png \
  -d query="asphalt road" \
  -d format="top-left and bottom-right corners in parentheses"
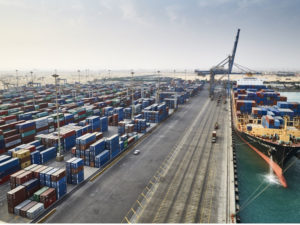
top-left (47, 86), bottom-right (209, 223)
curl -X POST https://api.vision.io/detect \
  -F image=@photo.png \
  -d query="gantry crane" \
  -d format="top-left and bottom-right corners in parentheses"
top-left (195, 29), bottom-right (261, 97)
top-left (195, 29), bottom-right (244, 96)
top-left (195, 29), bottom-right (241, 97)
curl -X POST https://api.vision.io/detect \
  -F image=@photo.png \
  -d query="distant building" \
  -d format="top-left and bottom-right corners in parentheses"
top-left (276, 71), bottom-right (295, 76)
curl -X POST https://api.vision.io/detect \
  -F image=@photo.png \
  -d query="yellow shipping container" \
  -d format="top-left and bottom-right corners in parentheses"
top-left (20, 160), bottom-right (31, 169)
top-left (13, 149), bottom-right (31, 159)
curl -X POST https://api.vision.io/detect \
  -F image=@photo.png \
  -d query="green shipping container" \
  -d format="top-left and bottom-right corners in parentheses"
top-left (21, 130), bottom-right (36, 138)
top-left (33, 186), bottom-right (49, 202)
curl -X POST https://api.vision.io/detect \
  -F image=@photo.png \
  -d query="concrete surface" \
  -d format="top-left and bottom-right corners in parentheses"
top-left (133, 91), bottom-right (235, 223)
top-left (45, 87), bottom-right (208, 223)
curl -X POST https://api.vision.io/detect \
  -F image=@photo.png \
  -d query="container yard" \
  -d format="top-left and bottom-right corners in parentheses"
top-left (1, 76), bottom-right (227, 223)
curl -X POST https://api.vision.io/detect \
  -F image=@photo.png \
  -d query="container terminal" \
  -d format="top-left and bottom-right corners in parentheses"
top-left (0, 71), bottom-right (237, 223)
top-left (0, 28), bottom-right (240, 224)
top-left (1, 28), bottom-right (299, 224)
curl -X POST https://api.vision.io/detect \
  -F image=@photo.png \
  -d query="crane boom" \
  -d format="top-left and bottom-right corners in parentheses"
top-left (228, 28), bottom-right (240, 74)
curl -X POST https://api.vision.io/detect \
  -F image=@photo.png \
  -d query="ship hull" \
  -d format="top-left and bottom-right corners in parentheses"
top-left (237, 130), bottom-right (299, 168)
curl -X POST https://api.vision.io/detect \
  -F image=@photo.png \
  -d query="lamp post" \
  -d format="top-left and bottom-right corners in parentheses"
top-left (131, 70), bottom-right (135, 120)
top-left (16, 70), bottom-right (19, 87)
top-left (156, 70), bottom-right (160, 104)
top-left (30, 71), bottom-right (33, 86)
top-left (77, 70), bottom-right (81, 84)
top-left (52, 74), bottom-right (64, 161)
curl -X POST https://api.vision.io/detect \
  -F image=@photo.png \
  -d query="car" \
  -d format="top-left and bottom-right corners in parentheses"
top-left (133, 150), bottom-right (140, 155)
top-left (212, 137), bottom-right (216, 143)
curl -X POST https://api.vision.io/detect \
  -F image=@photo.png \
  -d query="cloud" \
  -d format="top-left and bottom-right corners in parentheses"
top-left (71, 1), bottom-right (84, 11)
top-left (165, 4), bottom-right (187, 25)
top-left (197, 0), bottom-right (232, 7)
top-left (98, 0), bottom-right (113, 10)
top-left (197, 0), bottom-right (269, 8)
top-left (0, 0), bottom-right (33, 9)
top-left (118, 0), bottom-right (151, 26)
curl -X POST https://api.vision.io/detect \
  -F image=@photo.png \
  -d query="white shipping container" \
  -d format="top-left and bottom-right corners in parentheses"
top-left (5, 119), bottom-right (17, 124)
top-left (5, 139), bottom-right (21, 148)
top-left (14, 200), bottom-right (32, 215)
top-left (93, 109), bottom-right (100, 113)
top-left (26, 202), bottom-right (44, 219)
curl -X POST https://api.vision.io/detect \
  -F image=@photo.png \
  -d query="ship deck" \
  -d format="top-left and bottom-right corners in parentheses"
top-left (245, 124), bottom-right (300, 147)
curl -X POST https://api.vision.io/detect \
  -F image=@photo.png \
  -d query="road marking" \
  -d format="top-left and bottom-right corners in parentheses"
top-left (137, 200), bottom-right (143, 208)
top-left (207, 167), bottom-right (217, 223)
top-left (37, 208), bottom-right (56, 223)
top-left (131, 208), bottom-right (136, 214)
top-left (141, 193), bottom-right (148, 200)
top-left (124, 216), bottom-right (131, 224)
top-left (152, 100), bottom-right (211, 223)
top-left (122, 95), bottom-right (208, 223)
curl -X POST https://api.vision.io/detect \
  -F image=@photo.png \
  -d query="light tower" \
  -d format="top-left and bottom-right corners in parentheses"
top-left (108, 69), bottom-right (111, 80)
top-left (30, 71), bottom-right (33, 86)
top-left (156, 70), bottom-right (160, 104)
top-left (77, 70), bottom-right (81, 84)
top-left (131, 70), bottom-right (135, 120)
top-left (16, 70), bottom-right (19, 87)
top-left (85, 69), bottom-right (88, 83)
top-left (52, 74), bottom-right (64, 162)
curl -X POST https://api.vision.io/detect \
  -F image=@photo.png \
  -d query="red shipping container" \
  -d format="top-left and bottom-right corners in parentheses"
top-left (51, 169), bottom-right (66, 182)
top-left (266, 115), bottom-right (274, 125)
top-left (19, 126), bottom-right (36, 133)
top-left (26, 145), bottom-right (36, 153)
top-left (3, 115), bottom-right (17, 121)
top-left (20, 201), bottom-right (37, 217)
top-left (40, 189), bottom-right (56, 209)
top-left (78, 110), bottom-right (86, 116)
top-left (22, 134), bottom-right (35, 144)
top-left (0, 110), bottom-right (8, 116)
top-left (3, 129), bottom-right (18, 138)
top-left (16, 171), bottom-right (33, 185)
top-left (5, 134), bottom-right (21, 143)
top-left (0, 174), bottom-right (10, 185)
top-left (10, 170), bottom-right (26, 189)
top-left (127, 137), bottom-right (135, 145)
top-left (71, 165), bottom-right (83, 174)
top-left (36, 126), bottom-right (49, 132)
top-left (62, 130), bottom-right (76, 139)
top-left (34, 166), bottom-right (48, 178)
top-left (7, 185), bottom-right (27, 213)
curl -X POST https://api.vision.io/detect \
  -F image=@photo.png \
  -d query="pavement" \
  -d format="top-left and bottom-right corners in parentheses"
top-left (45, 86), bottom-right (209, 223)
top-left (132, 91), bottom-right (235, 223)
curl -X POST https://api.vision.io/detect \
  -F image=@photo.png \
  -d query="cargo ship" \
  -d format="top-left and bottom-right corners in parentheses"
top-left (231, 74), bottom-right (300, 187)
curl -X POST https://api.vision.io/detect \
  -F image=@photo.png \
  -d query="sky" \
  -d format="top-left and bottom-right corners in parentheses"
top-left (0, 0), bottom-right (299, 71)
